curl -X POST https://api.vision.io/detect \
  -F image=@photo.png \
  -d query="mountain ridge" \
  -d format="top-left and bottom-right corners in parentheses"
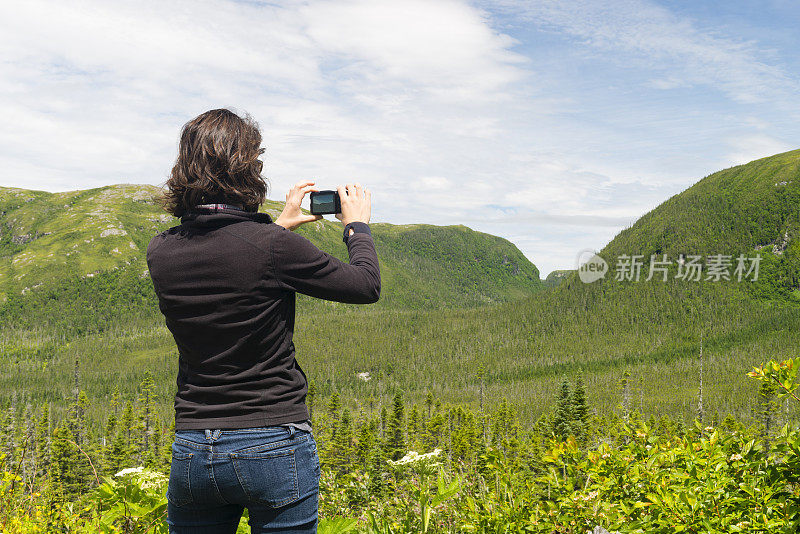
top-left (0, 183), bottom-right (543, 319)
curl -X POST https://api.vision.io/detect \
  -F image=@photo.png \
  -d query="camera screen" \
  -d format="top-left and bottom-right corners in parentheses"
top-left (311, 191), bottom-right (338, 214)
top-left (314, 192), bottom-right (336, 211)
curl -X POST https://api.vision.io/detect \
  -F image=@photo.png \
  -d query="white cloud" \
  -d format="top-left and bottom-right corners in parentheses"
top-left (0, 0), bottom-right (796, 276)
top-left (0, 0), bottom-right (529, 192)
top-left (726, 134), bottom-right (793, 166)
top-left (490, 0), bottom-right (797, 104)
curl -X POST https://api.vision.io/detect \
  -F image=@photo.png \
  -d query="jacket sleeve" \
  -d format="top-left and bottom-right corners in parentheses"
top-left (270, 226), bottom-right (381, 304)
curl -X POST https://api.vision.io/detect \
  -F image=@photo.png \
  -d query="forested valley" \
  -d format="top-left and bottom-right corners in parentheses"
top-left (1, 150), bottom-right (800, 531)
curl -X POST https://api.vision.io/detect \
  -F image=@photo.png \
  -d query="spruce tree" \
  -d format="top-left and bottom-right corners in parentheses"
top-left (368, 445), bottom-right (387, 499)
top-left (571, 378), bottom-right (589, 445)
top-left (424, 412), bottom-right (445, 450)
top-left (384, 393), bottom-right (406, 460)
top-left (1, 404), bottom-right (16, 468)
top-left (425, 392), bottom-right (434, 420)
top-left (552, 379), bottom-right (573, 440)
top-left (51, 422), bottom-right (93, 498)
top-left (328, 393), bottom-right (341, 439)
top-left (307, 382), bottom-right (316, 422)
top-left (107, 401), bottom-right (135, 473)
top-left (150, 419), bottom-right (163, 469)
top-left (356, 419), bottom-right (376, 467)
top-left (407, 404), bottom-right (420, 451)
top-left (332, 408), bottom-right (354, 472)
top-left (379, 405), bottom-right (388, 440)
top-left (34, 404), bottom-right (51, 482)
top-left (137, 373), bottom-right (156, 466)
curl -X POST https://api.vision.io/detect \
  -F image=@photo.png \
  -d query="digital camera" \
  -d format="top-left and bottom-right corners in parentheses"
top-left (309, 190), bottom-right (341, 215)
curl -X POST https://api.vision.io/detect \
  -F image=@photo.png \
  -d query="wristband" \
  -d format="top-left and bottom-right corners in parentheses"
top-left (343, 222), bottom-right (371, 244)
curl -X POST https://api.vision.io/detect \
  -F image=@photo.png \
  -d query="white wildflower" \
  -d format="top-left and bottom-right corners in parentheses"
top-left (388, 449), bottom-right (442, 467)
top-left (115, 467), bottom-right (144, 477)
top-left (356, 372), bottom-right (371, 382)
top-left (114, 466), bottom-right (168, 490)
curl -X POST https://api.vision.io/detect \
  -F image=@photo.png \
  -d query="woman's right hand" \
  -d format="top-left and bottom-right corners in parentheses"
top-left (275, 180), bottom-right (322, 231)
top-left (336, 183), bottom-right (371, 226)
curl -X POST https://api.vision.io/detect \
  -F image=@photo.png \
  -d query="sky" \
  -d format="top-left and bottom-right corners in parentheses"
top-left (1, 0), bottom-right (798, 276)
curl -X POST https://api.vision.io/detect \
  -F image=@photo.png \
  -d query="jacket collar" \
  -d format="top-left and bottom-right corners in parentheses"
top-left (180, 207), bottom-right (273, 228)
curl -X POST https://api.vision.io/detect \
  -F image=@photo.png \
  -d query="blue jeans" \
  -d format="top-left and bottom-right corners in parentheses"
top-left (166, 426), bottom-right (320, 533)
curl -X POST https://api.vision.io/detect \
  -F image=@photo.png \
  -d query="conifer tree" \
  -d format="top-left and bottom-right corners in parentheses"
top-left (137, 373), bottom-right (156, 466)
top-left (21, 403), bottom-right (35, 487)
top-left (73, 391), bottom-right (89, 446)
top-left (2, 404), bottom-right (16, 467)
top-left (384, 393), bottom-right (405, 460)
top-left (356, 419), bottom-right (376, 467)
top-left (34, 404), bottom-right (51, 481)
top-left (50, 422), bottom-right (93, 498)
top-left (106, 401), bottom-right (135, 473)
top-left (552, 379), bottom-right (573, 439)
top-left (425, 411), bottom-right (445, 450)
top-left (150, 418), bottom-right (164, 468)
top-left (451, 406), bottom-right (478, 461)
top-left (571, 377), bottom-right (589, 445)
top-left (328, 393), bottom-right (341, 438)
top-left (380, 405), bottom-right (388, 440)
top-left (407, 404), bottom-right (420, 450)
top-left (425, 391), bottom-right (434, 420)
top-left (332, 408), bottom-right (354, 472)
top-left (368, 445), bottom-right (387, 499)
top-left (307, 382), bottom-right (316, 422)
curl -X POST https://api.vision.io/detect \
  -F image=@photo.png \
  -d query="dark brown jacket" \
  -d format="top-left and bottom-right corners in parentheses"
top-left (146, 207), bottom-right (380, 430)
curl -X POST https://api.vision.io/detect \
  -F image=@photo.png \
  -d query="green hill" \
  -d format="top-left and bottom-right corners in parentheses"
top-left (2, 152), bottom-right (799, 426)
top-left (593, 149), bottom-right (800, 298)
top-left (544, 269), bottom-right (573, 287)
top-left (0, 184), bottom-right (542, 332)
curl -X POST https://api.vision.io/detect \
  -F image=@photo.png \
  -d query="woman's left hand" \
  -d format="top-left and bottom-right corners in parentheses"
top-left (275, 180), bottom-right (322, 231)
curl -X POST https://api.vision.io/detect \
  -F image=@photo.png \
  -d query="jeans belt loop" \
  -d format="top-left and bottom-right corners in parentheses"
top-left (287, 426), bottom-right (295, 439)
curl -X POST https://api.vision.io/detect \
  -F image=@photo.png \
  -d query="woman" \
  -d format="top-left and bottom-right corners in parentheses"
top-left (146, 108), bottom-right (380, 533)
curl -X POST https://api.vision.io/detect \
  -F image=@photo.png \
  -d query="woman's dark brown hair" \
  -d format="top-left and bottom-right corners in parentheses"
top-left (162, 109), bottom-right (267, 217)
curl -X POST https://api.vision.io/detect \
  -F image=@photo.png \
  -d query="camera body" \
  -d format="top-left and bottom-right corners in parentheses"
top-left (309, 190), bottom-right (341, 215)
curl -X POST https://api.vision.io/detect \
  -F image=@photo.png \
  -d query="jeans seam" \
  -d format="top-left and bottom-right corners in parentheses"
top-left (208, 457), bottom-right (230, 505)
top-left (174, 437), bottom-right (213, 451)
top-left (167, 452), bottom-right (194, 507)
top-left (230, 434), bottom-right (309, 455)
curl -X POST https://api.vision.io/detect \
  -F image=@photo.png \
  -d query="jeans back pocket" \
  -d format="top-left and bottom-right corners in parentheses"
top-left (231, 448), bottom-right (299, 507)
top-left (167, 451), bottom-right (194, 507)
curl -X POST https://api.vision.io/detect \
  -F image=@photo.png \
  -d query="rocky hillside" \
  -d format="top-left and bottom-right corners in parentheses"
top-left (0, 184), bottom-right (542, 327)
